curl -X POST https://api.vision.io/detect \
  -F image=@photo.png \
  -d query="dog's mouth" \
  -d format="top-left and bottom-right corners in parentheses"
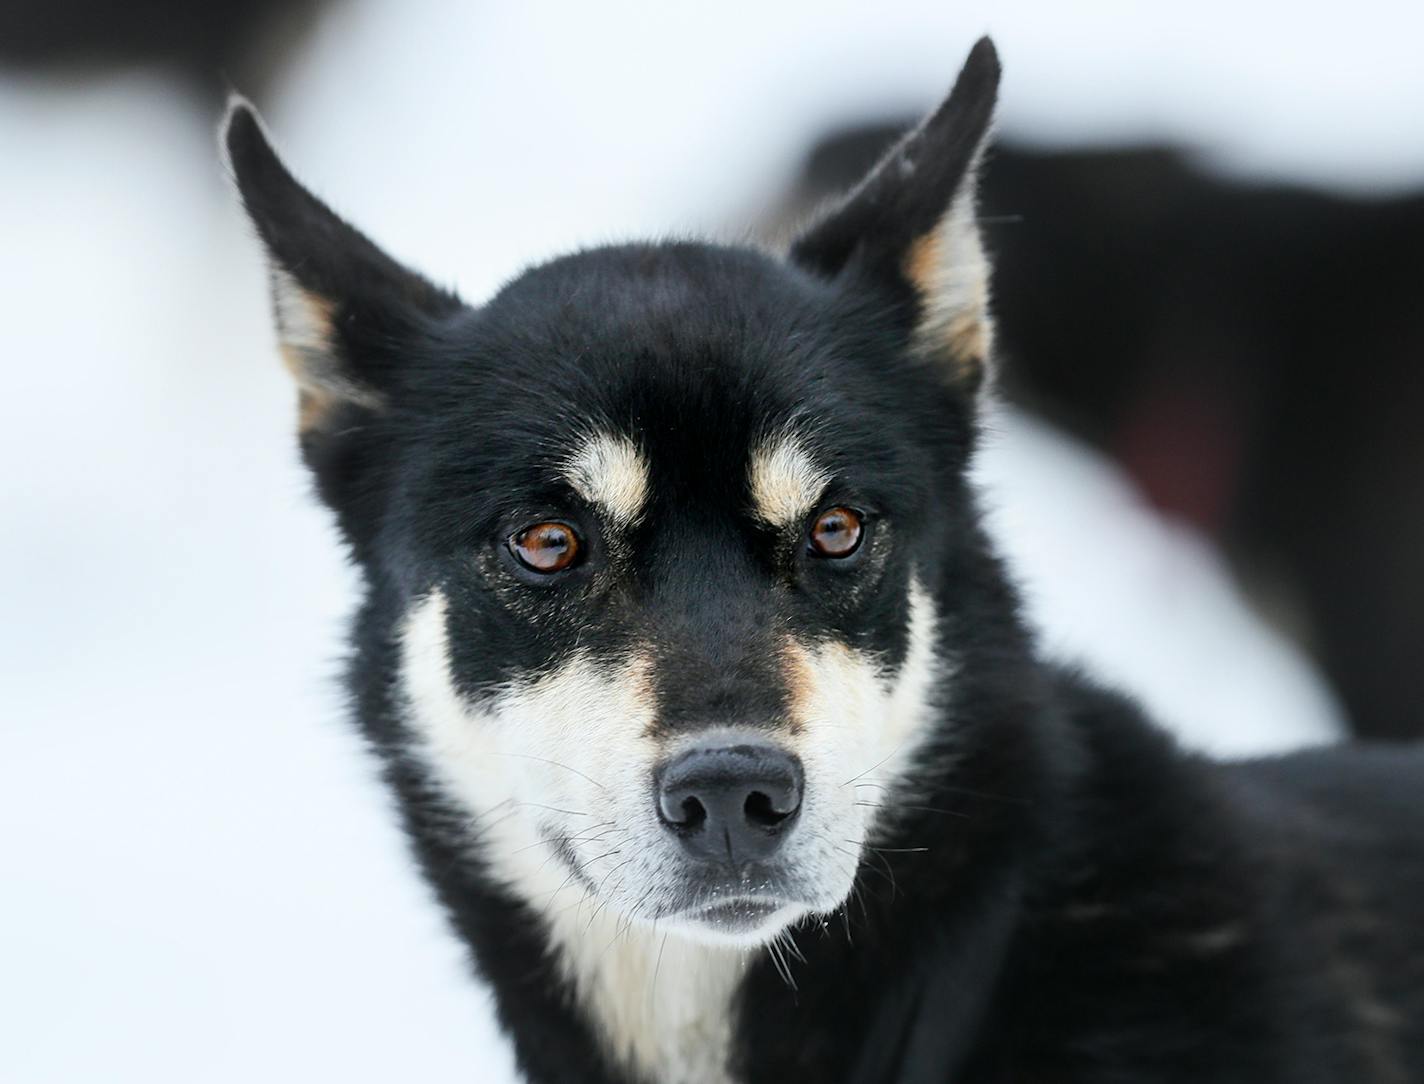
top-left (551, 829), bottom-right (813, 932)
top-left (657, 868), bottom-right (824, 942)
top-left (683, 896), bottom-right (788, 934)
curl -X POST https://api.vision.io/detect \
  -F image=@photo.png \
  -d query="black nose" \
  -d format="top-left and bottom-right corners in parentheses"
top-left (656, 741), bottom-right (803, 866)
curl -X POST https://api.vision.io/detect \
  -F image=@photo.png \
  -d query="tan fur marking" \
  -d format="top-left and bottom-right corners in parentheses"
top-left (904, 230), bottom-right (945, 305)
top-left (275, 284), bottom-right (336, 375)
top-left (286, 369), bottom-right (335, 432)
top-left (944, 305), bottom-right (988, 370)
top-left (748, 434), bottom-right (830, 529)
top-left (564, 434), bottom-right (650, 528)
top-left (901, 195), bottom-right (993, 384)
top-left (271, 270), bottom-right (380, 431)
top-left (778, 640), bottom-right (821, 737)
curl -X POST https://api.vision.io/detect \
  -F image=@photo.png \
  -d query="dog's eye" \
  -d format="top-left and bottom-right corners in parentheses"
top-left (509, 522), bottom-right (582, 574)
top-left (808, 507), bottom-right (864, 559)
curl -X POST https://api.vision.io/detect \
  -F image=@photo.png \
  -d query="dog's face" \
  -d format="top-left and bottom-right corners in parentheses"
top-left (228, 41), bottom-right (999, 947)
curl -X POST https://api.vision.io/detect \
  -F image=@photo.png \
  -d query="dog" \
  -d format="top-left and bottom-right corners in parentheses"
top-left (224, 38), bottom-right (1424, 1083)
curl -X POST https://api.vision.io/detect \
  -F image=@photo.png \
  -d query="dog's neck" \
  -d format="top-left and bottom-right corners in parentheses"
top-left (547, 903), bottom-right (752, 1084)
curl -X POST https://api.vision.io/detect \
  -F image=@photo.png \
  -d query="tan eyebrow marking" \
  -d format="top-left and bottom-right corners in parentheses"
top-left (748, 433), bottom-right (831, 529)
top-left (562, 433), bottom-right (651, 528)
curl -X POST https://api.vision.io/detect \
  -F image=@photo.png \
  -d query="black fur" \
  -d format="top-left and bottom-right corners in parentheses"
top-left (226, 38), bottom-right (1424, 1083)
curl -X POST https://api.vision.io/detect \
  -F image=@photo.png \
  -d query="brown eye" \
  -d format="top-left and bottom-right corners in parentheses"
top-left (509, 521), bottom-right (581, 574)
top-left (808, 506), bottom-right (864, 559)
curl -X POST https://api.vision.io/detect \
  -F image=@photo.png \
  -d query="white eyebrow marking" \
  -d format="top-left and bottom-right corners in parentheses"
top-left (562, 432), bottom-right (651, 528)
top-left (748, 433), bottom-right (831, 528)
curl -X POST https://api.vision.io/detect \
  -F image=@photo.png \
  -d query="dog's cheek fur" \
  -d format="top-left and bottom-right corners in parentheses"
top-left (398, 589), bottom-right (758, 1084)
top-left (781, 576), bottom-right (946, 874)
top-left (399, 589), bottom-right (660, 909)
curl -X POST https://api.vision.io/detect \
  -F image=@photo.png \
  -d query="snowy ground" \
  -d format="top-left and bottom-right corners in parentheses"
top-left (4, 2), bottom-right (1417, 1080)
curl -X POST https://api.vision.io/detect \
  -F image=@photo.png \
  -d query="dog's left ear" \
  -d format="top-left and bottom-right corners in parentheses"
top-left (791, 37), bottom-right (1000, 393)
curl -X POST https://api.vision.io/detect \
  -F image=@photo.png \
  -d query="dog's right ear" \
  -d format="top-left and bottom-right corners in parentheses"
top-left (222, 99), bottom-right (461, 438)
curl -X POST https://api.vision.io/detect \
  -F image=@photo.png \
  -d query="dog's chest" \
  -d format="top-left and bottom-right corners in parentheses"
top-left (549, 905), bottom-right (753, 1084)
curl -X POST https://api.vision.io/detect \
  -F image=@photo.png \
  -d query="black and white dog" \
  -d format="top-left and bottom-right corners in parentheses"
top-left (224, 39), bottom-right (1424, 1084)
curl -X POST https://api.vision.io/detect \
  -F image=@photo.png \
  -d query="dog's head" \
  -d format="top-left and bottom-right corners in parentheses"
top-left (227, 40), bottom-right (1000, 947)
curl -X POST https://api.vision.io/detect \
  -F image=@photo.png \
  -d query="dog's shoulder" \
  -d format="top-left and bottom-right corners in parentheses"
top-left (1226, 743), bottom-right (1424, 825)
top-left (1003, 674), bottom-right (1424, 1082)
top-left (1221, 742), bottom-right (1424, 946)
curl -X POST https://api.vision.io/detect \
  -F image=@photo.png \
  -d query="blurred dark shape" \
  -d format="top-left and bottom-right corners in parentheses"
top-left (778, 121), bottom-right (1424, 741)
top-left (0, 0), bottom-right (333, 95)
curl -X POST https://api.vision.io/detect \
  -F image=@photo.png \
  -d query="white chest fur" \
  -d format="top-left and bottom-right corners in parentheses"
top-left (547, 902), bottom-right (753, 1084)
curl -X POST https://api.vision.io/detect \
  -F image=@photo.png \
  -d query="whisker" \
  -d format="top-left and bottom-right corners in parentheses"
top-left (596, 911), bottom-right (637, 968)
top-left (835, 844), bottom-right (899, 899)
top-left (508, 821), bottom-right (619, 857)
top-left (853, 779), bottom-right (1027, 806)
top-left (583, 896), bottom-right (612, 935)
top-left (933, 784), bottom-right (1029, 805)
top-left (780, 930), bottom-right (807, 965)
top-left (650, 930), bottom-right (670, 1009)
top-left (558, 825), bottom-right (624, 850)
top-left (841, 743), bottom-right (908, 787)
top-left (584, 847), bottom-right (626, 866)
top-left (766, 936), bottom-right (797, 991)
top-left (510, 802), bottom-right (595, 817)
top-left (537, 868), bottom-right (585, 914)
top-left (535, 827), bottom-right (622, 869)
top-left (489, 751), bottom-right (610, 793)
top-left (854, 800), bottom-right (970, 820)
top-left (594, 856), bottom-right (637, 898)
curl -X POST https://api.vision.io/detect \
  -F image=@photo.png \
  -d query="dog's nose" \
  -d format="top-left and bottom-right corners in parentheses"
top-left (656, 741), bottom-right (803, 865)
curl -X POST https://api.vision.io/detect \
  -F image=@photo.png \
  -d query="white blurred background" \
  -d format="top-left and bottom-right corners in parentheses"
top-left (4, 2), bottom-right (1421, 1080)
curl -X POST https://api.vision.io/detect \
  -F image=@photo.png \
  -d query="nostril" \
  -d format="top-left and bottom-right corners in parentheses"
top-left (659, 789), bottom-right (708, 830)
top-left (744, 789), bottom-right (794, 828)
top-left (677, 795), bottom-right (707, 830)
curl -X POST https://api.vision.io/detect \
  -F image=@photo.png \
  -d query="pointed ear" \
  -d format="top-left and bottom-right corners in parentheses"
top-left (790, 37), bottom-right (1000, 392)
top-left (221, 98), bottom-right (461, 435)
